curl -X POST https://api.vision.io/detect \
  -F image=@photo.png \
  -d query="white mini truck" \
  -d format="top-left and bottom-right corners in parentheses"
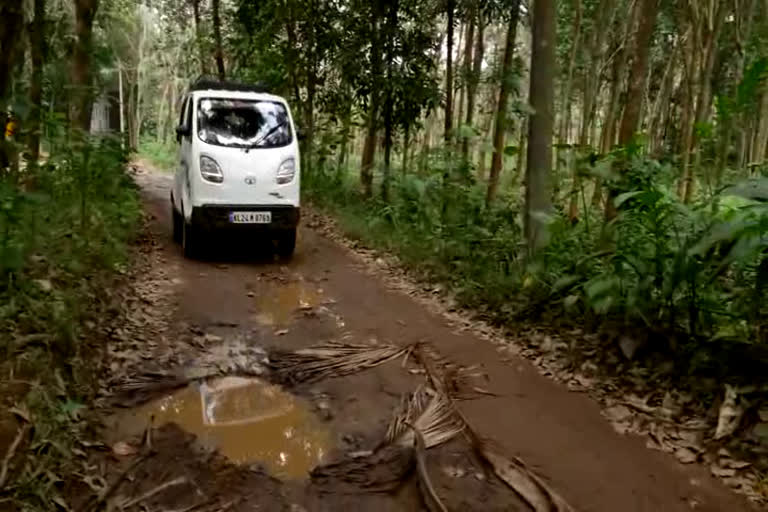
top-left (171, 79), bottom-right (301, 258)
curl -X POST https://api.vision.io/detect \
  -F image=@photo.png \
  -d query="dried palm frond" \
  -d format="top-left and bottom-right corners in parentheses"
top-left (107, 372), bottom-right (209, 408)
top-left (461, 420), bottom-right (573, 512)
top-left (415, 343), bottom-right (492, 400)
top-left (386, 387), bottom-right (464, 449)
top-left (410, 424), bottom-right (448, 512)
top-left (269, 341), bottom-right (412, 384)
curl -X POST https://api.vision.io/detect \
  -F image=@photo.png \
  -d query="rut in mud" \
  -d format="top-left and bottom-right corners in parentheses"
top-left (75, 165), bottom-right (756, 512)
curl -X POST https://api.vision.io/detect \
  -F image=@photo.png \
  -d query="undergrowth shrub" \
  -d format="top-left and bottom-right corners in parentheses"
top-left (0, 134), bottom-right (141, 368)
top-left (307, 151), bottom-right (768, 373)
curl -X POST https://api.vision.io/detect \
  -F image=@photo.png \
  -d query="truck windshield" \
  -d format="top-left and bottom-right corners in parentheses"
top-left (196, 98), bottom-right (292, 148)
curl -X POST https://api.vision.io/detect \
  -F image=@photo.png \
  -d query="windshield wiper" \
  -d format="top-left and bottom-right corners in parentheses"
top-left (250, 120), bottom-right (290, 148)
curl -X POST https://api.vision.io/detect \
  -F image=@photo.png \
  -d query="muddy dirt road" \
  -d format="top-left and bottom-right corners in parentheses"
top-left (102, 166), bottom-right (754, 512)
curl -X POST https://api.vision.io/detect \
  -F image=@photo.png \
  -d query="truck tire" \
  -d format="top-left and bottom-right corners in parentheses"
top-left (172, 205), bottom-right (183, 244)
top-left (182, 220), bottom-right (199, 258)
top-left (276, 229), bottom-right (296, 260)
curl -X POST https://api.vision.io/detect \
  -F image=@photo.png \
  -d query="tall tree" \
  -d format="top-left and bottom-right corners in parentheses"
top-left (212, 0), bottom-right (225, 80)
top-left (617, 0), bottom-right (659, 145)
top-left (71, 0), bottom-right (100, 132)
top-left (444, 0), bottom-right (456, 142)
top-left (485, 0), bottom-right (521, 206)
top-left (459, 2), bottom-right (477, 162)
top-left (191, 0), bottom-right (208, 75)
top-left (462, 8), bottom-right (485, 162)
top-left (525, 0), bottom-right (556, 252)
top-left (27, 0), bottom-right (46, 165)
top-left (381, 0), bottom-right (399, 200)
top-left (360, 1), bottom-right (384, 198)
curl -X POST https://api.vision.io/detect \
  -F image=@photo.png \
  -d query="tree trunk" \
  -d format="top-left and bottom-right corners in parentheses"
top-left (360, 3), bottom-right (383, 198)
top-left (558, 0), bottom-right (582, 146)
top-left (485, 1), bottom-right (521, 206)
top-left (212, 0), bottom-right (225, 80)
top-left (525, 0), bottom-right (556, 252)
top-left (444, 0), bottom-right (455, 142)
top-left (0, 3), bottom-right (24, 102)
top-left (191, 0), bottom-right (208, 75)
top-left (463, 14), bottom-right (485, 162)
top-left (459, 8), bottom-right (476, 162)
top-left (382, 0), bottom-right (399, 201)
top-left (648, 42), bottom-right (678, 155)
top-left (27, 0), bottom-right (45, 165)
top-left (568, 0), bottom-right (615, 221)
top-left (685, 1), bottom-right (728, 202)
top-left (71, 0), bottom-right (100, 133)
top-left (617, 0), bottom-right (659, 145)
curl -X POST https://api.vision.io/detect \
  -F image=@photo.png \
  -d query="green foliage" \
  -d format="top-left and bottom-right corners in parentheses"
top-left (0, 134), bottom-right (141, 361)
top-left (138, 138), bottom-right (177, 171)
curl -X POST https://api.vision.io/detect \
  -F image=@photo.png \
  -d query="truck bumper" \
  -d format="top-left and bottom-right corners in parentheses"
top-left (190, 204), bottom-right (300, 232)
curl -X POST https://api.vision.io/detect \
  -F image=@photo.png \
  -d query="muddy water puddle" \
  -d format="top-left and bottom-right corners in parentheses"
top-left (116, 377), bottom-right (332, 479)
top-left (253, 281), bottom-right (325, 326)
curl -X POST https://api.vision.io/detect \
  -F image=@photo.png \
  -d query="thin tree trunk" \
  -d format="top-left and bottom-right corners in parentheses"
top-left (485, 0), bottom-right (521, 206)
top-left (118, 62), bottom-right (125, 148)
top-left (71, 0), bottom-right (100, 133)
top-left (525, 0), bottom-right (556, 252)
top-left (459, 9), bottom-right (476, 162)
top-left (617, 0), bottom-right (659, 145)
top-left (463, 14), bottom-right (485, 162)
top-left (191, 0), bottom-right (208, 75)
top-left (558, 0), bottom-right (582, 145)
top-left (382, 0), bottom-right (398, 201)
top-left (360, 2), bottom-right (383, 198)
top-left (685, 1), bottom-right (728, 202)
top-left (212, 0), bottom-right (225, 80)
top-left (27, 0), bottom-right (45, 166)
top-left (648, 42), bottom-right (678, 155)
top-left (568, 0), bottom-right (615, 221)
top-left (444, 0), bottom-right (456, 142)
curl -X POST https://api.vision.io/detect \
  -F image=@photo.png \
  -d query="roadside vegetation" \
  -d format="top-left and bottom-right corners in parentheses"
top-left (1, 1), bottom-right (141, 508)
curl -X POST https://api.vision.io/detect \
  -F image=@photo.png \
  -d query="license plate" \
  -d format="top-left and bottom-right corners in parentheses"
top-left (229, 211), bottom-right (271, 224)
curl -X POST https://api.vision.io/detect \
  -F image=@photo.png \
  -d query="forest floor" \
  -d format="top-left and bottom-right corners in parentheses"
top-left (58, 162), bottom-right (761, 512)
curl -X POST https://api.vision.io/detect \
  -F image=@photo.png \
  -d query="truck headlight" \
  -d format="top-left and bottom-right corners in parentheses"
top-left (200, 155), bottom-right (224, 183)
top-left (276, 158), bottom-right (296, 185)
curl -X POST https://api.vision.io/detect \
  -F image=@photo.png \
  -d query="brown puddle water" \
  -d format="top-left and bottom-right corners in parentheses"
top-left (118, 377), bottom-right (332, 479)
top-left (253, 281), bottom-right (323, 326)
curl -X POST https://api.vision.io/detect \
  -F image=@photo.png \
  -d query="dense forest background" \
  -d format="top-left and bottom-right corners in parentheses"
top-left (2, 0), bottom-right (768, 381)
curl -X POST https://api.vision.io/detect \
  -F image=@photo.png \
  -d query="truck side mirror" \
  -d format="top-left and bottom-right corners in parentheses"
top-left (175, 124), bottom-right (191, 143)
top-left (296, 129), bottom-right (307, 141)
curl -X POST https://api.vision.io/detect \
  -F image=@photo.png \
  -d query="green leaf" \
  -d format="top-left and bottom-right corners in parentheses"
top-left (503, 145), bottom-right (519, 156)
top-left (614, 191), bottom-right (643, 208)
top-left (564, 294), bottom-right (580, 310)
top-left (552, 274), bottom-right (580, 292)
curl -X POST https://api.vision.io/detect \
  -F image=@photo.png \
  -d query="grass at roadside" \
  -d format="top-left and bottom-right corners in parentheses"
top-left (0, 136), bottom-right (141, 510)
top-left (138, 139), bottom-right (176, 172)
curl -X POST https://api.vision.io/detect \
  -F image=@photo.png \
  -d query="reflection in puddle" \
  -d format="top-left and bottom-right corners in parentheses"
top-left (253, 281), bottom-right (323, 326)
top-left (129, 377), bottom-right (331, 479)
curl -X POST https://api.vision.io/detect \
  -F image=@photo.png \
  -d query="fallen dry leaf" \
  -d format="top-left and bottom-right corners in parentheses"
top-left (674, 447), bottom-right (698, 464)
top-left (710, 464), bottom-right (737, 478)
top-left (715, 385), bottom-right (745, 440)
top-left (112, 441), bottom-right (138, 457)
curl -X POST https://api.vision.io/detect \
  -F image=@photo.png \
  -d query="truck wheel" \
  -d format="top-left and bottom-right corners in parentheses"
top-left (276, 229), bottom-right (296, 260)
top-left (172, 205), bottom-right (182, 244)
top-left (182, 221), bottom-right (199, 258)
